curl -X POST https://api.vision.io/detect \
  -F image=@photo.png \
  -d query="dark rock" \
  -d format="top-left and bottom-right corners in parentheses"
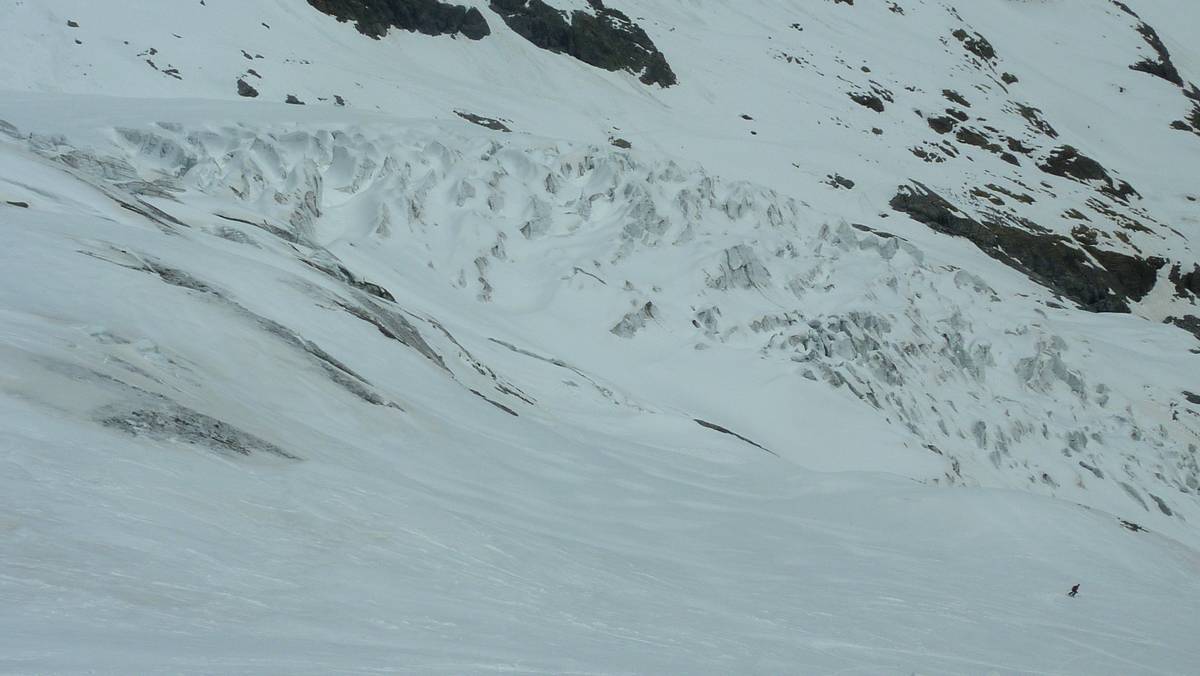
top-left (1110, 0), bottom-right (1139, 18)
top-left (1169, 264), bottom-right (1200, 299)
top-left (1086, 247), bottom-right (1165, 302)
top-left (890, 183), bottom-right (1166, 313)
top-left (308, 0), bottom-right (491, 40)
top-left (1006, 137), bottom-right (1032, 154)
top-left (1013, 103), bottom-right (1058, 138)
top-left (236, 78), bottom-right (259, 97)
top-left (927, 116), bottom-right (957, 134)
top-left (986, 183), bottom-right (1035, 204)
top-left (825, 174), bottom-right (855, 189)
top-left (694, 419), bottom-right (778, 457)
top-left (1039, 145), bottom-right (1138, 201)
top-left (1188, 99), bottom-right (1200, 131)
top-left (1071, 225), bottom-right (1099, 246)
top-left (5, 201), bottom-right (29, 208)
top-left (353, 279), bottom-right (393, 302)
top-left (942, 89), bottom-right (970, 107)
top-left (850, 223), bottom-right (898, 239)
top-left (956, 127), bottom-right (995, 149)
top-left (1129, 21), bottom-right (1183, 87)
top-left (1118, 518), bottom-right (1146, 532)
top-left (489, 0), bottom-right (676, 87)
top-left (951, 28), bottom-right (996, 61)
top-left (953, 127), bottom-right (1018, 164)
top-left (970, 187), bottom-right (1004, 206)
top-left (454, 110), bottom-right (511, 132)
top-left (610, 137), bottom-right (631, 149)
top-left (1166, 315), bottom-right (1200, 340)
top-left (1001, 72), bottom-right (1019, 84)
top-left (285, 94), bottom-right (305, 105)
top-left (849, 92), bottom-right (884, 112)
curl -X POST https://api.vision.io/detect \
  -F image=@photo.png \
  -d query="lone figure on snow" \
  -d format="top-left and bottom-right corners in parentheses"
top-left (1068, 583), bottom-right (1080, 597)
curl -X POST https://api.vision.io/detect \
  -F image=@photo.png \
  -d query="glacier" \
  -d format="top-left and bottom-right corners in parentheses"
top-left (1, 0), bottom-right (1199, 673)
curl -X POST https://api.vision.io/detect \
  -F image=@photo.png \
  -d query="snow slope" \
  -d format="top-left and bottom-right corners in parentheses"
top-left (1, 0), bottom-right (1200, 673)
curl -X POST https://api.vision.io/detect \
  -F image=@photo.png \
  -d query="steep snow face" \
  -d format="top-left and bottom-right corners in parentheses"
top-left (3, 112), bottom-right (1200, 674)
top-left (12, 109), bottom-right (1190, 534)
top-left (4, 0), bottom-right (1198, 318)
top-left (2, 0), bottom-right (1200, 672)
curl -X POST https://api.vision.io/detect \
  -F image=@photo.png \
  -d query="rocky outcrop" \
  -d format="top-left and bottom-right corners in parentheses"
top-left (694, 419), bottom-right (777, 457)
top-left (308, 0), bottom-right (491, 40)
top-left (849, 92), bottom-right (885, 112)
top-left (489, 0), bottom-right (676, 87)
top-left (1167, 315), bottom-right (1200, 340)
top-left (1169, 264), bottom-right (1200, 300)
top-left (1128, 20), bottom-right (1183, 87)
top-left (951, 28), bottom-right (996, 62)
top-left (455, 110), bottom-right (512, 132)
top-left (1038, 145), bottom-right (1138, 202)
top-left (890, 183), bottom-right (1165, 313)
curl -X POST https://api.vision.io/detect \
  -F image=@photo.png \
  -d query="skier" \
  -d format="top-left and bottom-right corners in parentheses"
top-left (1068, 583), bottom-right (1080, 597)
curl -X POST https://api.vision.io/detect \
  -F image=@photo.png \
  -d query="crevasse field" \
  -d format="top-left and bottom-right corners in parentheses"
top-left (2, 0), bottom-right (1200, 673)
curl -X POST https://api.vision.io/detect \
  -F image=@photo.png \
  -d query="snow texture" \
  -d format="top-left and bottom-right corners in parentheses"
top-left (1, 0), bottom-right (1199, 673)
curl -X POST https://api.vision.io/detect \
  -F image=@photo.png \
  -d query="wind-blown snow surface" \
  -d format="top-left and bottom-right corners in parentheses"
top-left (2, 0), bottom-right (1200, 673)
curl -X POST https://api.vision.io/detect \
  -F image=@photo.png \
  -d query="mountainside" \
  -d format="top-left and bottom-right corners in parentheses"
top-left (2, 1), bottom-right (1199, 673)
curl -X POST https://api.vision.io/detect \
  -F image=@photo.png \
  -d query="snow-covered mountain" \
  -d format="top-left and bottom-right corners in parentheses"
top-left (2, 1), bottom-right (1199, 673)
